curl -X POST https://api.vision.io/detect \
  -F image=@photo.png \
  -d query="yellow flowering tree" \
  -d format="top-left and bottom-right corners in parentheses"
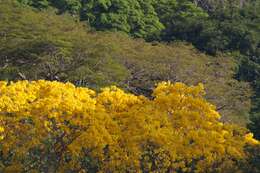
top-left (0, 80), bottom-right (259, 172)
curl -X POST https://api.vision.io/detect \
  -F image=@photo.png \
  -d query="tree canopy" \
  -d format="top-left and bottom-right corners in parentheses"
top-left (0, 80), bottom-right (259, 172)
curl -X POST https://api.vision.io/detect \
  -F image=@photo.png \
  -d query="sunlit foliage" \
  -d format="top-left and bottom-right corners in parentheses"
top-left (0, 80), bottom-right (259, 172)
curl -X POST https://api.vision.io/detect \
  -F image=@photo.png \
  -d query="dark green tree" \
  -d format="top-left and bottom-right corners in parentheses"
top-left (50, 0), bottom-right (81, 14)
top-left (79, 0), bottom-right (164, 40)
top-left (154, 0), bottom-right (208, 42)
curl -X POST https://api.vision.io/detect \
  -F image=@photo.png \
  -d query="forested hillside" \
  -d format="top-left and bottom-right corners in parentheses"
top-left (13, 0), bottom-right (260, 138)
top-left (0, 0), bottom-right (259, 172)
top-left (0, 1), bottom-right (252, 124)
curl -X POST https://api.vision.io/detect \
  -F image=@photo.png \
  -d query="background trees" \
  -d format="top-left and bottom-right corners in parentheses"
top-left (80, 0), bottom-right (164, 40)
top-left (18, 0), bottom-right (165, 40)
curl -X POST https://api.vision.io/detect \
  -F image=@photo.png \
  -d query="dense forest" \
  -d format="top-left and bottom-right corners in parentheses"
top-left (0, 0), bottom-right (259, 172)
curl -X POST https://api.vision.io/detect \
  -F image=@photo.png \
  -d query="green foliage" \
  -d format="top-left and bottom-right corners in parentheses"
top-left (50, 0), bottom-right (82, 14)
top-left (80, 0), bottom-right (164, 40)
top-left (247, 72), bottom-right (260, 139)
top-left (0, 1), bottom-right (129, 89)
top-left (14, 0), bottom-right (259, 56)
top-left (15, 0), bottom-right (210, 41)
top-left (18, 0), bottom-right (164, 40)
top-left (155, 0), bottom-right (209, 42)
top-left (234, 1), bottom-right (260, 137)
top-left (248, 112), bottom-right (260, 140)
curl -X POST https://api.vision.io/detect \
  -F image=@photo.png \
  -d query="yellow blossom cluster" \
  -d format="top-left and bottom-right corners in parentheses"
top-left (0, 80), bottom-right (258, 172)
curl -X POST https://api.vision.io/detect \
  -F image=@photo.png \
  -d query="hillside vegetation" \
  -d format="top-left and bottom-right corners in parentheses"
top-left (15, 0), bottom-right (260, 139)
top-left (0, 1), bottom-right (252, 125)
top-left (0, 1), bottom-right (260, 172)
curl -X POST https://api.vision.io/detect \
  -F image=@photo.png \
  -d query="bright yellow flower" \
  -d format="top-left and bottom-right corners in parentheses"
top-left (0, 127), bottom-right (4, 133)
top-left (0, 80), bottom-right (258, 172)
top-left (245, 133), bottom-right (260, 145)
